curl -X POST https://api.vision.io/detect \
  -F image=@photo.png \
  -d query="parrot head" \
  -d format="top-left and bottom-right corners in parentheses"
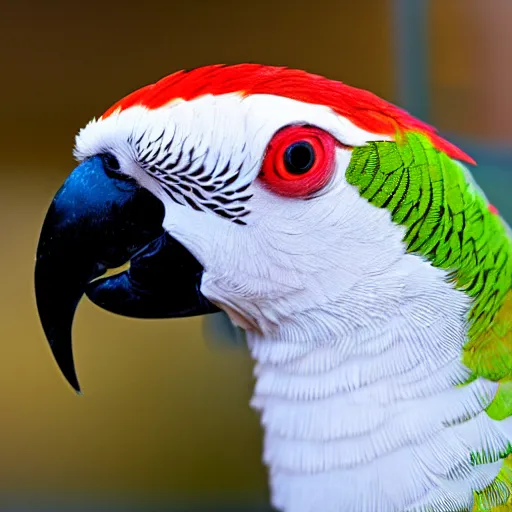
top-left (35, 64), bottom-right (474, 393)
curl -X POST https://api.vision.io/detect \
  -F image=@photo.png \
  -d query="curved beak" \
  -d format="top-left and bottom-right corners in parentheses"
top-left (35, 156), bottom-right (165, 393)
top-left (36, 155), bottom-right (220, 393)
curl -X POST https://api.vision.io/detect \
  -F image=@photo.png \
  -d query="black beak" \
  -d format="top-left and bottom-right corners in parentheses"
top-left (35, 155), bottom-right (218, 393)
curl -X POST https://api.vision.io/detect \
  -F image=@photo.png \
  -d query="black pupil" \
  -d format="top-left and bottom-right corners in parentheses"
top-left (284, 142), bottom-right (315, 175)
top-left (101, 153), bottom-right (121, 174)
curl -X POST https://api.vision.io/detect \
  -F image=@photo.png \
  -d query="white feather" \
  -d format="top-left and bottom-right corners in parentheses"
top-left (72, 92), bottom-right (509, 512)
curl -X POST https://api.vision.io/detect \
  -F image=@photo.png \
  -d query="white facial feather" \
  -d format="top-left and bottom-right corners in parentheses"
top-left (75, 93), bottom-right (507, 512)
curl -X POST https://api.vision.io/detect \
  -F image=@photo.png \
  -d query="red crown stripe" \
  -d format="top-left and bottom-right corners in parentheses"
top-left (100, 64), bottom-right (475, 165)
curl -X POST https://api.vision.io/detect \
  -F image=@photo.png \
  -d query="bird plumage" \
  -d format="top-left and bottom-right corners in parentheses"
top-left (37, 64), bottom-right (512, 512)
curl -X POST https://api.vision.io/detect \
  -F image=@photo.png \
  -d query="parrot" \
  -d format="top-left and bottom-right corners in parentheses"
top-left (34, 64), bottom-right (512, 512)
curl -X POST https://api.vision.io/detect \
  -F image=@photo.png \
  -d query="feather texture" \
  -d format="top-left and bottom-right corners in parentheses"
top-left (345, 132), bottom-right (512, 510)
top-left (71, 63), bottom-right (511, 511)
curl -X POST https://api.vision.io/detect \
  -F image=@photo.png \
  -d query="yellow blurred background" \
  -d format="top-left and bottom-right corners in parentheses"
top-left (0, 0), bottom-right (510, 510)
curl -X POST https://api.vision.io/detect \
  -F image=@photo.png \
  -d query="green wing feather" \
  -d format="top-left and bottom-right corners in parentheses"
top-left (345, 132), bottom-right (512, 511)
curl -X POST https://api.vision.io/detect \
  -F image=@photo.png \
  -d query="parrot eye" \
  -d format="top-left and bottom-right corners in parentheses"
top-left (259, 125), bottom-right (337, 198)
top-left (283, 142), bottom-right (315, 175)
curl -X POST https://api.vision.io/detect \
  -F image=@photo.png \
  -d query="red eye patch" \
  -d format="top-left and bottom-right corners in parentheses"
top-left (259, 125), bottom-right (337, 198)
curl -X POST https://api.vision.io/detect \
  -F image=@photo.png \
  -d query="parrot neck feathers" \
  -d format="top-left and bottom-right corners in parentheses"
top-left (246, 260), bottom-right (511, 511)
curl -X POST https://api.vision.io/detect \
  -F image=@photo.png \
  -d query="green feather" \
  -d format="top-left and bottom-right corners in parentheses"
top-left (346, 132), bottom-right (512, 510)
top-left (346, 133), bottom-right (512, 371)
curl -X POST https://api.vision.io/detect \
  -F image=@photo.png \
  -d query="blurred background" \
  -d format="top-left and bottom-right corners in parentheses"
top-left (0, 0), bottom-right (511, 510)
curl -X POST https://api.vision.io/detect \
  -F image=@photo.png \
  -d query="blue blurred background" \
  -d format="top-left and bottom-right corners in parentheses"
top-left (0, 0), bottom-right (510, 510)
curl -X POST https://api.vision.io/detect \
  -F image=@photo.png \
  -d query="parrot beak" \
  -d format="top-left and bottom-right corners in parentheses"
top-left (36, 155), bottom-right (219, 392)
top-left (35, 156), bottom-right (166, 392)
